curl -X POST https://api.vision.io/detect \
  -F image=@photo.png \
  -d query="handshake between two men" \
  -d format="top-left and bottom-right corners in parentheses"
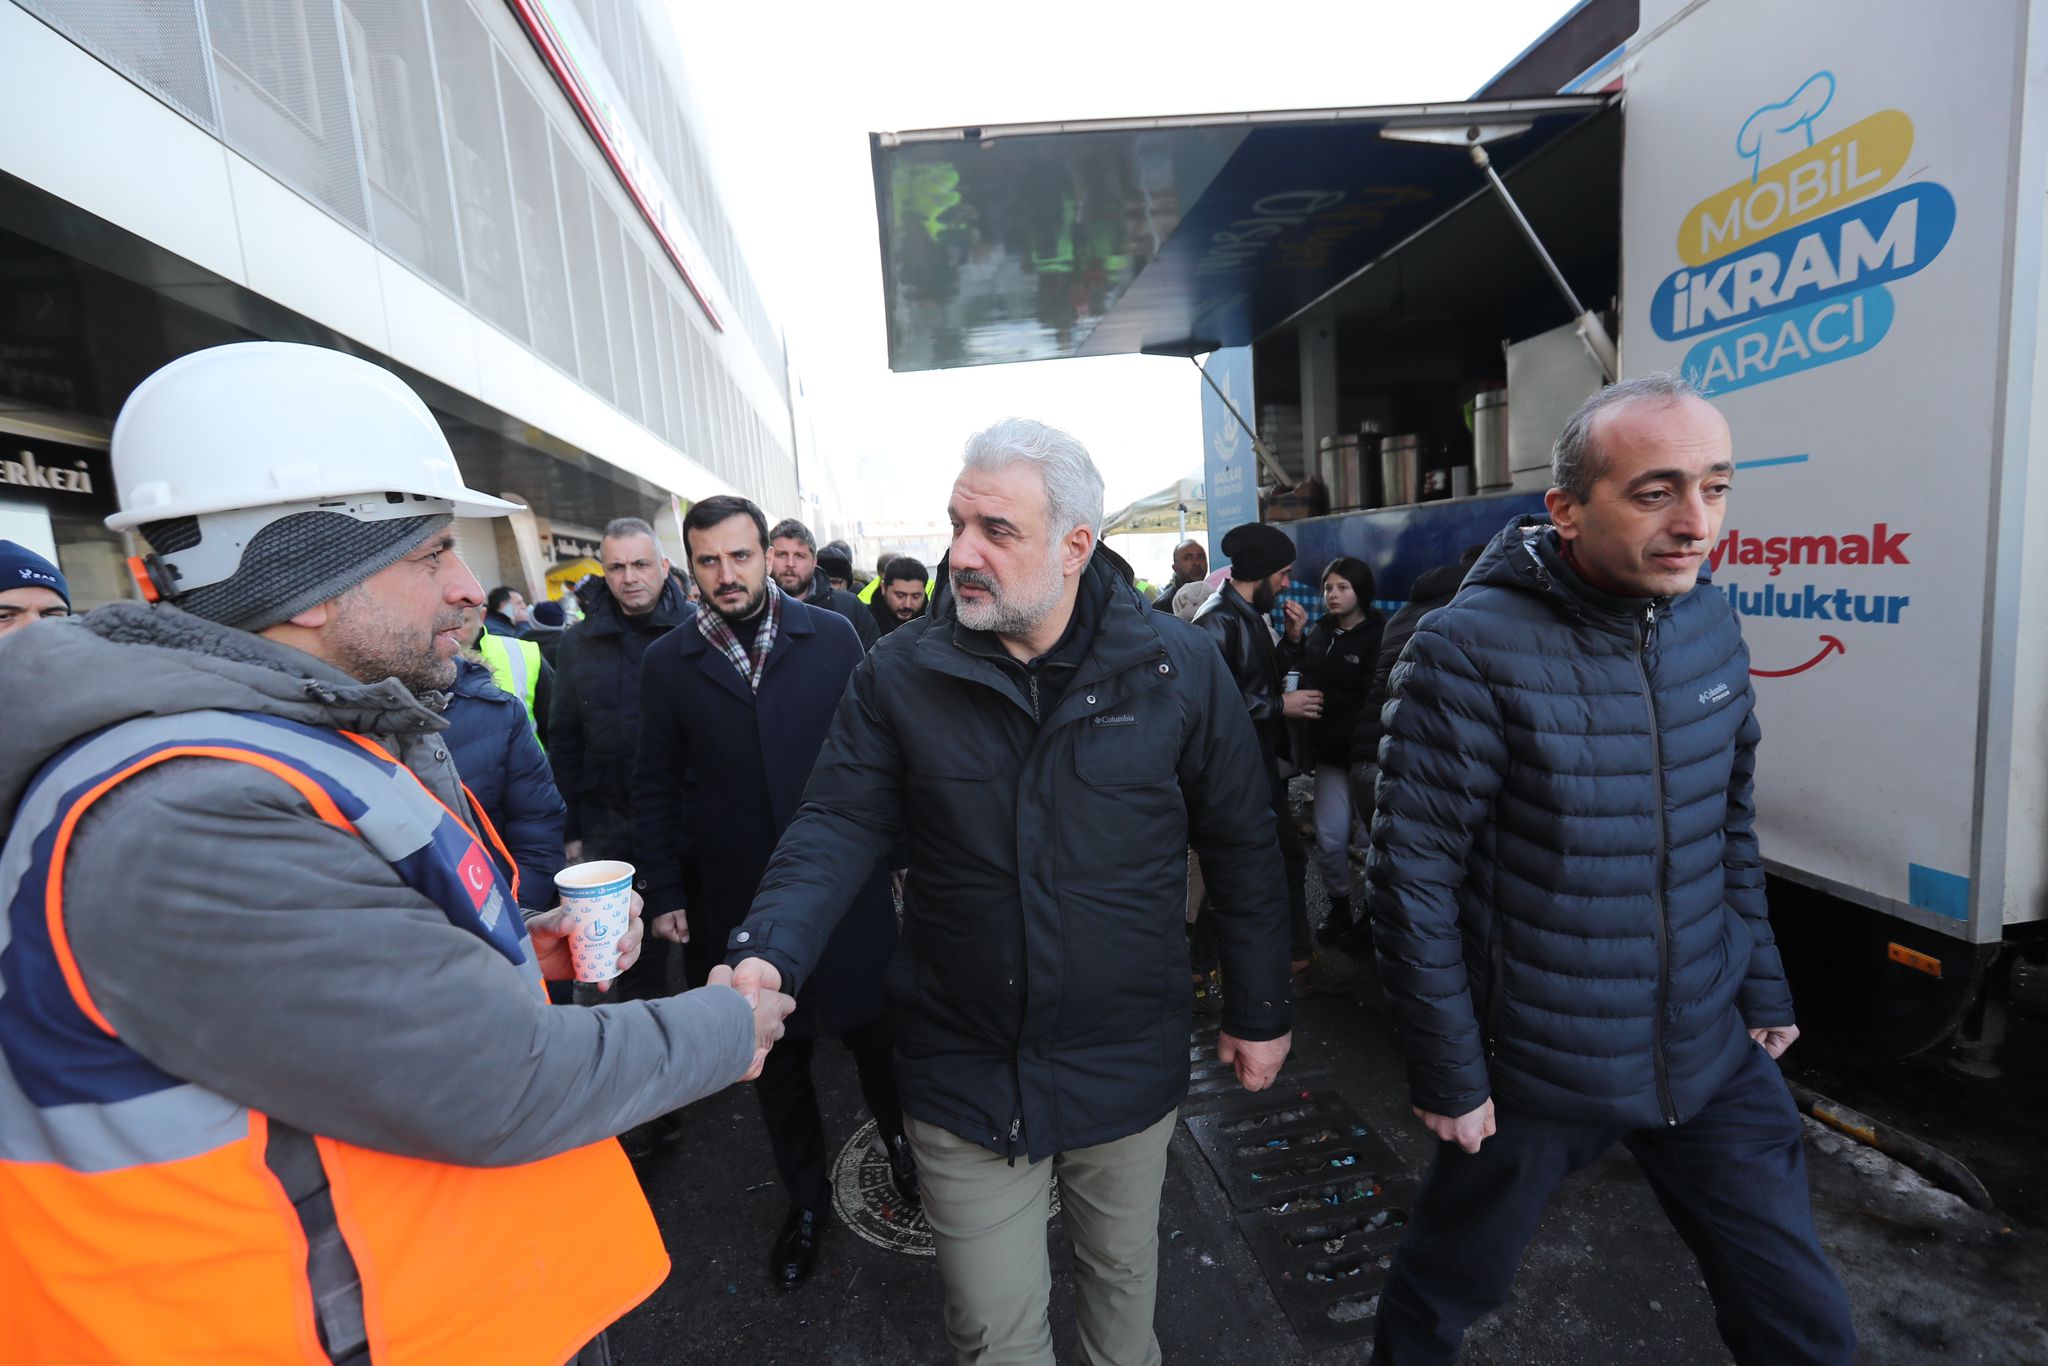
top-left (536, 896), bottom-right (1276, 1091)
top-left (718, 956), bottom-right (1292, 1093)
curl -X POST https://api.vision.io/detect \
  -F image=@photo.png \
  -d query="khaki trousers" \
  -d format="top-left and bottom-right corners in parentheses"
top-left (905, 1110), bottom-right (1179, 1366)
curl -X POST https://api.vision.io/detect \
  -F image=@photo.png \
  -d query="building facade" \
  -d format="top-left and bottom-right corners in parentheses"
top-left (0, 0), bottom-right (801, 605)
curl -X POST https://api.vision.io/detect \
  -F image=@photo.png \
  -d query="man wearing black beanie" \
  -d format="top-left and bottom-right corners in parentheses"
top-left (0, 539), bottom-right (71, 640)
top-left (1194, 521), bottom-right (1345, 994)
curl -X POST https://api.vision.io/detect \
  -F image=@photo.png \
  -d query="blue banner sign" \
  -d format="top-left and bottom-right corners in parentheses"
top-left (1201, 347), bottom-right (1260, 568)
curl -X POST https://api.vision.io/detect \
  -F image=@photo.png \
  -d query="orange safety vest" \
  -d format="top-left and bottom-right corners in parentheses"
top-left (0, 710), bottom-right (667, 1364)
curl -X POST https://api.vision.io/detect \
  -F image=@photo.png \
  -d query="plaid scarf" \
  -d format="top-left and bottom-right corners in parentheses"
top-left (695, 580), bottom-right (782, 692)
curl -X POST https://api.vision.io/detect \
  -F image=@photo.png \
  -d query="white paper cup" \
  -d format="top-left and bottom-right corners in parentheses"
top-left (554, 860), bottom-right (636, 984)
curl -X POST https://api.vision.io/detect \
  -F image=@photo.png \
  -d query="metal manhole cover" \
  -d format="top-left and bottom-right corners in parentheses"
top-left (829, 1119), bottom-right (1060, 1257)
top-left (1183, 1086), bottom-right (1417, 1348)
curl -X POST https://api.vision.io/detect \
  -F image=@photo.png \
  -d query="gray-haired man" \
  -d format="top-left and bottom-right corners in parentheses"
top-left (724, 418), bottom-right (1294, 1364)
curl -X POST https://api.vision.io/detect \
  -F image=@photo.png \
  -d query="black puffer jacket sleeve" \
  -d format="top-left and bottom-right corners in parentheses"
top-left (1725, 703), bottom-right (1794, 1026)
top-left (495, 714), bottom-right (566, 910)
top-left (723, 655), bottom-right (904, 996)
top-left (547, 640), bottom-right (587, 841)
top-left (1366, 625), bottom-right (1509, 1117)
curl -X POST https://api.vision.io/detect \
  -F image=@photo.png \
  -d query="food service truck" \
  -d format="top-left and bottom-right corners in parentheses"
top-left (867, 0), bottom-right (2047, 1058)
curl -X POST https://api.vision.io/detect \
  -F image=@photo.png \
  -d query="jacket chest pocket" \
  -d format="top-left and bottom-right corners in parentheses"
top-left (1073, 720), bottom-right (1178, 788)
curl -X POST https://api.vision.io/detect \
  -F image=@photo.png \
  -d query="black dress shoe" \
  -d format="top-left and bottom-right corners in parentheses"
top-left (884, 1132), bottom-right (920, 1206)
top-left (772, 1204), bottom-right (822, 1287)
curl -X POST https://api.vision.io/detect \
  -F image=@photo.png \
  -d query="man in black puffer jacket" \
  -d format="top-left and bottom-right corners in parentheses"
top-left (1368, 374), bottom-right (1854, 1365)
top-left (726, 419), bottom-right (1291, 1365)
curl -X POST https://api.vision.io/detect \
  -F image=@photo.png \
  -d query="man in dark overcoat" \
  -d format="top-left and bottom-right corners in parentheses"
top-left (633, 495), bottom-right (909, 1290)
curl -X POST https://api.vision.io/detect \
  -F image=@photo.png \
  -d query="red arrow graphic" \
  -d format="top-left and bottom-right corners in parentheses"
top-left (1751, 635), bottom-right (1845, 678)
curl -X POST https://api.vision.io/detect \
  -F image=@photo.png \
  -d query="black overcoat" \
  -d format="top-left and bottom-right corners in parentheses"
top-left (632, 594), bottom-right (893, 1038)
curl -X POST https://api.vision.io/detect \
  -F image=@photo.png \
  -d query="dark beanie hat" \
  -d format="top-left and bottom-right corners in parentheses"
top-left (1222, 522), bottom-right (1295, 581)
top-left (529, 599), bottom-right (566, 627)
top-left (0, 540), bottom-right (69, 607)
top-left (817, 539), bottom-right (855, 581)
top-left (142, 510), bottom-right (451, 631)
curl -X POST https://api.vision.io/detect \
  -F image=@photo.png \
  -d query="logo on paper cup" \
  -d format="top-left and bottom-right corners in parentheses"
top-left (558, 860), bottom-right (634, 983)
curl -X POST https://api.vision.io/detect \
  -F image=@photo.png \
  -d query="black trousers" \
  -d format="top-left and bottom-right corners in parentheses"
top-left (1372, 1043), bottom-right (1857, 1365)
top-left (755, 1013), bottom-right (904, 1212)
top-left (1268, 766), bottom-right (1311, 961)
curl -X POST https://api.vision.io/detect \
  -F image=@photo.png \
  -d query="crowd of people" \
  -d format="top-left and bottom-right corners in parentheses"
top-left (0, 342), bottom-right (1855, 1366)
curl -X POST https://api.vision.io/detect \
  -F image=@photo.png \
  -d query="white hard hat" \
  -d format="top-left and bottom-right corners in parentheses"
top-left (107, 342), bottom-right (523, 593)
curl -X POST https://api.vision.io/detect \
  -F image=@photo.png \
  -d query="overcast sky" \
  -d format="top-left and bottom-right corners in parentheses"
top-left (665, 0), bottom-right (1577, 531)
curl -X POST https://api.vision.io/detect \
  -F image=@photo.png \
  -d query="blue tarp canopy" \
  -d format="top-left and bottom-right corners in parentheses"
top-left (871, 96), bottom-right (1610, 372)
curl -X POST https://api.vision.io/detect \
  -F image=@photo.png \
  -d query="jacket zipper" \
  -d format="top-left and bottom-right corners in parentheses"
top-left (1010, 671), bottom-right (1043, 1159)
top-left (1634, 600), bottom-right (1678, 1127)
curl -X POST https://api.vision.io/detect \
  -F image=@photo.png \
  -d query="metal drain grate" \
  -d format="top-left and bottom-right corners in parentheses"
top-left (1184, 1080), bottom-right (1418, 1348)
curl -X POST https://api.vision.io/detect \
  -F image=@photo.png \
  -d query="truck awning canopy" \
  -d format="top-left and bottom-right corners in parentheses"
top-left (871, 94), bottom-right (1611, 372)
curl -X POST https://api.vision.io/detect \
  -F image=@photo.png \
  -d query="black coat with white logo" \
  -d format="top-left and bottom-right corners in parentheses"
top-left (727, 555), bottom-right (1292, 1160)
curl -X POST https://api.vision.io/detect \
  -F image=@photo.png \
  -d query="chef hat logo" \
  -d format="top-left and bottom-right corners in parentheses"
top-left (1735, 71), bottom-right (1836, 183)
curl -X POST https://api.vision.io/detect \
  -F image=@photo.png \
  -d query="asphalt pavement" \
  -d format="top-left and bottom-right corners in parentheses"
top-left (609, 851), bottom-right (2048, 1364)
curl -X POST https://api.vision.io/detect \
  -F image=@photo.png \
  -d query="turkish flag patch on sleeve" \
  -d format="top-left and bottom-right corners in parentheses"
top-left (457, 842), bottom-right (497, 909)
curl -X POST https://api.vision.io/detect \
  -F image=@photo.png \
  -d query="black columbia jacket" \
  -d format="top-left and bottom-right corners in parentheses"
top-left (727, 555), bottom-right (1291, 1160)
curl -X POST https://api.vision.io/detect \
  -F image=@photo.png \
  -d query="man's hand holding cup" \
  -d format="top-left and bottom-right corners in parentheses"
top-left (538, 860), bottom-right (641, 992)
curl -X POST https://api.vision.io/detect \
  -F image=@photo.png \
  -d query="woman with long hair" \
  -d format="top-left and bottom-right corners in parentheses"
top-left (1298, 556), bottom-right (1385, 944)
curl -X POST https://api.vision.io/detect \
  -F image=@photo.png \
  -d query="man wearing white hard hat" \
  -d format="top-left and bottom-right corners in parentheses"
top-left (0, 342), bottom-right (794, 1364)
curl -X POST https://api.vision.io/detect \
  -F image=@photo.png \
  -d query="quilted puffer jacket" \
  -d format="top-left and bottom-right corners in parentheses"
top-left (1366, 516), bottom-right (1794, 1129)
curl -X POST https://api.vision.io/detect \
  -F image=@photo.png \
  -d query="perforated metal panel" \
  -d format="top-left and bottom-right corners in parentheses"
top-left (16, 0), bottom-right (217, 129)
top-left (627, 248), bottom-right (662, 436)
top-left (21, 0), bottom-right (803, 504)
top-left (425, 0), bottom-right (527, 341)
top-left (497, 50), bottom-right (577, 376)
top-left (551, 131), bottom-right (613, 402)
top-left (338, 0), bottom-right (463, 292)
top-left (675, 301), bottom-right (708, 464)
top-left (649, 280), bottom-right (678, 445)
top-left (202, 0), bottom-right (368, 228)
top-left (590, 199), bottom-right (640, 419)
